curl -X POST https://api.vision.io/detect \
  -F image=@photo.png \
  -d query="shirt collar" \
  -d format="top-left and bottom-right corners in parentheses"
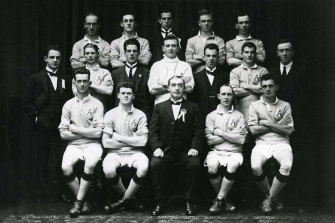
top-left (126, 62), bottom-right (138, 68)
top-left (170, 98), bottom-right (183, 104)
top-left (86, 63), bottom-right (100, 71)
top-left (84, 35), bottom-right (101, 43)
top-left (241, 63), bottom-right (258, 69)
top-left (122, 32), bottom-right (138, 39)
top-left (46, 66), bottom-right (58, 74)
top-left (260, 96), bottom-right (278, 105)
top-left (118, 104), bottom-right (134, 114)
top-left (216, 104), bottom-right (234, 115)
top-left (236, 35), bottom-right (252, 41)
top-left (206, 67), bottom-right (216, 72)
top-left (161, 28), bottom-right (172, 33)
top-left (280, 61), bottom-right (293, 70)
top-left (163, 55), bottom-right (179, 63)
top-left (197, 31), bottom-right (215, 38)
top-left (76, 94), bottom-right (92, 102)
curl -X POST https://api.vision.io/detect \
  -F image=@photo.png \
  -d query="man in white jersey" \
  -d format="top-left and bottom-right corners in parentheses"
top-left (205, 85), bottom-right (246, 215)
top-left (102, 81), bottom-right (148, 213)
top-left (248, 74), bottom-right (294, 214)
top-left (148, 35), bottom-right (194, 105)
top-left (59, 68), bottom-right (104, 217)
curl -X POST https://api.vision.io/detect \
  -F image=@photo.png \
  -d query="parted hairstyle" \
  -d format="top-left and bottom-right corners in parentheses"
top-left (74, 68), bottom-right (91, 80)
top-left (204, 43), bottom-right (219, 54)
top-left (84, 43), bottom-right (99, 53)
top-left (260, 73), bottom-right (279, 85)
top-left (117, 81), bottom-right (136, 94)
top-left (45, 45), bottom-right (62, 57)
top-left (241, 41), bottom-right (257, 53)
top-left (123, 38), bottom-right (141, 53)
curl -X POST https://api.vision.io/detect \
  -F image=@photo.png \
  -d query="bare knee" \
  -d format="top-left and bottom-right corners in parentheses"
top-left (103, 164), bottom-right (119, 178)
top-left (207, 160), bottom-right (220, 175)
top-left (84, 161), bottom-right (98, 174)
top-left (279, 161), bottom-right (293, 175)
top-left (227, 160), bottom-right (241, 173)
top-left (62, 161), bottom-right (74, 175)
top-left (136, 162), bottom-right (149, 178)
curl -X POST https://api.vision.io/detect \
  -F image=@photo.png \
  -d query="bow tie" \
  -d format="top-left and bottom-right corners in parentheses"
top-left (161, 29), bottom-right (173, 36)
top-left (170, 100), bottom-right (182, 105)
top-left (206, 70), bottom-right (215, 76)
top-left (48, 71), bottom-right (58, 77)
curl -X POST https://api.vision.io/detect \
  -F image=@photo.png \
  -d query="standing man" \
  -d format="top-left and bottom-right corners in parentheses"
top-left (149, 76), bottom-right (203, 216)
top-left (248, 74), bottom-right (294, 214)
top-left (226, 13), bottom-right (266, 67)
top-left (148, 35), bottom-right (194, 105)
top-left (111, 39), bottom-right (153, 120)
top-left (23, 45), bottom-right (72, 199)
top-left (229, 42), bottom-right (268, 123)
top-left (102, 82), bottom-right (149, 213)
top-left (110, 13), bottom-right (152, 68)
top-left (185, 9), bottom-right (225, 74)
top-left (59, 68), bottom-right (104, 217)
top-left (190, 43), bottom-right (229, 124)
top-left (151, 9), bottom-right (185, 63)
top-left (205, 85), bottom-right (246, 215)
top-left (70, 13), bottom-right (110, 69)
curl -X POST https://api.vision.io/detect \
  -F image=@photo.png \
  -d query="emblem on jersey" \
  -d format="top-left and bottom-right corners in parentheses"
top-left (85, 109), bottom-right (94, 121)
top-left (227, 118), bottom-right (237, 131)
top-left (131, 119), bottom-right (137, 126)
top-left (275, 110), bottom-right (282, 121)
top-left (253, 75), bottom-right (259, 85)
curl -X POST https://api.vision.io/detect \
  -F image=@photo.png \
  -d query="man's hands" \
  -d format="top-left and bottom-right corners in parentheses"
top-left (69, 124), bottom-right (78, 133)
top-left (153, 148), bottom-right (164, 158)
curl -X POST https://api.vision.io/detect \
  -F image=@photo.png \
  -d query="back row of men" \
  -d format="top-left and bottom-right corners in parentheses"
top-left (71, 9), bottom-right (265, 73)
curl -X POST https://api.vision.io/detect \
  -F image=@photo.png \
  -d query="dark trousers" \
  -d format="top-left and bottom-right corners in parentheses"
top-left (150, 151), bottom-right (200, 202)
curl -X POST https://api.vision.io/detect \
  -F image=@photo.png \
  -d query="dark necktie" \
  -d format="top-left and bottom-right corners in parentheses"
top-left (48, 71), bottom-right (58, 77)
top-left (170, 100), bottom-right (181, 105)
top-left (206, 70), bottom-right (215, 76)
top-left (126, 64), bottom-right (137, 79)
top-left (282, 66), bottom-right (287, 76)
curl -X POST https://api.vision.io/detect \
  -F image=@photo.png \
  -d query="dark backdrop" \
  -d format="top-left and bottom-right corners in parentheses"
top-left (1, 0), bottom-right (335, 210)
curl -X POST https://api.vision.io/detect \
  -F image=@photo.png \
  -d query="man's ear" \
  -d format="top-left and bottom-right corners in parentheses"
top-left (44, 56), bottom-right (48, 63)
top-left (235, 23), bottom-right (238, 30)
top-left (120, 21), bottom-right (123, 28)
top-left (158, 18), bottom-right (162, 25)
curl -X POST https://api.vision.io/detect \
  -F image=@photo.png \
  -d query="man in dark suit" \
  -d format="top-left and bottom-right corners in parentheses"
top-left (149, 76), bottom-right (204, 216)
top-left (111, 38), bottom-right (153, 120)
top-left (23, 45), bottom-right (72, 198)
top-left (190, 43), bottom-right (229, 124)
top-left (150, 9), bottom-right (185, 63)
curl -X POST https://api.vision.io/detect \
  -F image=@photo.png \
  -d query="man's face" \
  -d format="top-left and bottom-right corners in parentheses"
top-left (162, 39), bottom-right (179, 59)
top-left (168, 78), bottom-right (185, 100)
top-left (117, 87), bottom-right (134, 105)
top-left (242, 46), bottom-right (256, 64)
top-left (44, 50), bottom-right (61, 70)
top-left (125, 44), bottom-right (139, 64)
top-left (261, 79), bottom-right (278, 99)
top-left (158, 12), bottom-right (173, 30)
top-left (277, 42), bottom-right (294, 65)
top-left (75, 74), bottom-right (91, 94)
top-left (121, 15), bottom-right (136, 32)
top-left (84, 47), bottom-right (98, 64)
top-left (84, 15), bottom-right (99, 36)
top-left (236, 15), bottom-right (250, 35)
top-left (204, 48), bottom-right (218, 69)
top-left (217, 86), bottom-right (234, 107)
top-left (198, 14), bottom-right (213, 33)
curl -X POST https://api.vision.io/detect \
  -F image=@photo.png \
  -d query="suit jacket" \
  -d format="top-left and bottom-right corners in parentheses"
top-left (189, 67), bottom-right (229, 123)
top-left (149, 99), bottom-right (204, 153)
top-left (150, 30), bottom-right (186, 63)
top-left (111, 65), bottom-right (154, 117)
top-left (270, 62), bottom-right (305, 108)
top-left (23, 69), bottom-right (72, 128)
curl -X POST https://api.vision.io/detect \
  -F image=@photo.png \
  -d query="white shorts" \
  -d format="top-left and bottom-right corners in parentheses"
top-left (103, 152), bottom-right (148, 169)
top-left (63, 143), bottom-right (103, 164)
top-left (204, 151), bottom-right (244, 167)
top-left (252, 143), bottom-right (292, 160)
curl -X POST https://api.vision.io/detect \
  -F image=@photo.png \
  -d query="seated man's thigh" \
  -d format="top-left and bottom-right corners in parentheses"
top-left (226, 153), bottom-right (243, 173)
top-left (83, 144), bottom-right (103, 170)
top-left (274, 144), bottom-right (293, 175)
top-left (62, 145), bottom-right (83, 174)
top-left (251, 144), bottom-right (272, 175)
top-left (131, 153), bottom-right (149, 177)
top-left (102, 153), bottom-right (122, 176)
top-left (205, 152), bottom-right (221, 174)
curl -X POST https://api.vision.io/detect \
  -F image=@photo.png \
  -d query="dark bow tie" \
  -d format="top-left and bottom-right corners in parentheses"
top-left (170, 100), bottom-right (182, 105)
top-left (206, 70), bottom-right (216, 76)
top-left (48, 71), bottom-right (58, 77)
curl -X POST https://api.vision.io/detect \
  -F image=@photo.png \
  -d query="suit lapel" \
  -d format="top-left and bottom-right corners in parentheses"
top-left (41, 70), bottom-right (49, 93)
top-left (163, 101), bottom-right (175, 120)
top-left (133, 66), bottom-right (143, 91)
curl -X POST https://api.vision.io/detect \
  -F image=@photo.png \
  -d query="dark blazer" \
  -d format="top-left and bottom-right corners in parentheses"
top-left (23, 69), bottom-right (72, 128)
top-left (189, 67), bottom-right (229, 123)
top-left (111, 65), bottom-right (154, 117)
top-left (149, 99), bottom-right (204, 153)
top-left (150, 30), bottom-right (186, 63)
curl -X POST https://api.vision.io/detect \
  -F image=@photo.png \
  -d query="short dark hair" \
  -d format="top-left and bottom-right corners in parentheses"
top-left (117, 81), bottom-right (135, 94)
top-left (121, 12), bottom-right (137, 21)
top-left (85, 12), bottom-right (99, 23)
top-left (167, 75), bottom-right (185, 87)
top-left (198, 9), bottom-right (213, 20)
top-left (163, 34), bottom-right (180, 46)
top-left (218, 84), bottom-right (236, 107)
top-left (241, 42), bottom-right (256, 53)
top-left (74, 68), bottom-right (91, 80)
top-left (84, 43), bottom-right (99, 53)
top-left (123, 38), bottom-right (140, 53)
top-left (159, 8), bottom-right (174, 18)
top-left (204, 43), bottom-right (219, 55)
top-left (260, 74), bottom-right (278, 85)
top-left (235, 12), bottom-right (250, 23)
top-left (45, 45), bottom-right (62, 57)
top-left (277, 39), bottom-right (294, 48)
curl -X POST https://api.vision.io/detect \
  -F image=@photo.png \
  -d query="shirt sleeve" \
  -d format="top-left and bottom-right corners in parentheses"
top-left (103, 112), bottom-right (114, 135)
top-left (217, 37), bottom-right (226, 62)
top-left (134, 114), bottom-right (149, 138)
top-left (248, 103), bottom-right (259, 127)
top-left (205, 113), bottom-right (215, 138)
top-left (147, 63), bottom-right (160, 93)
top-left (229, 68), bottom-right (240, 91)
top-left (138, 38), bottom-right (152, 65)
top-left (94, 102), bottom-right (105, 130)
top-left (185, 38), bottom-right (195, 61)
top-left (226, 40), bottom-right (234, 59)
top-left (58, 102), bottom-right (71, 132)
top-left (70, 41), bottom-right (82, 62)
top-left (256, 40), bottom-right (266, 61)
top-left (101, 70), bottom-right (113, 87)
top-left (98, 41), bottom-right (111, 67)
top-left (109, 39), bottom-right (120, 65)
top-left (182, 63), bottom-right (194, 89)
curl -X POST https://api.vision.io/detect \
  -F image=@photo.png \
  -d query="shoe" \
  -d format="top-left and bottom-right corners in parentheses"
top-left (81, 200), bottom-right (93, 215)
top-left (131, 198), bottom-right (145, 211)
top-left (185, 201), bottom-right (196, 216)
top-left (224, 200), bottom-right (237, 213)
top-left (151, 203), bottom-right (164, 216)
top-left (261, 196), bottom-right (273, 215)
top-left (104, 198), bottom-right (127, 213)
top-left (272, 197), bottom-right (284, 211)
top-left (69, 199), bottom-right (83, 218)
top-left (209, 198), bottom-right (223, 215)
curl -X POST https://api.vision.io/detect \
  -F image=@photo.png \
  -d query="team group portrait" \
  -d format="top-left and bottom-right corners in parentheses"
top-left (1, 0), bottom-right (335, 222)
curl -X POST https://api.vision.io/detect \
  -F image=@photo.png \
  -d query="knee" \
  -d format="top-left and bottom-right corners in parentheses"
top-left (103, 164), bottom-right (118, 178)
top-left (207, 160), bottom-right (219, 175)
top-left (136, 163), bottom-right (149, 178)
top-left (279, 161), bottom-right (293, 175)
top-left (84, 161), bottom-right (98, 174)
top-left (251, 162), bottom-right (263, 176)
top-left (227, 160), bottom-right (241, 173)
top-left (62, 161), bottom-right (73, 175)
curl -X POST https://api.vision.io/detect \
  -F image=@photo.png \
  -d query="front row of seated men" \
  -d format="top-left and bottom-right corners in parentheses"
top-left (59, 69), bottom-right (294, 217)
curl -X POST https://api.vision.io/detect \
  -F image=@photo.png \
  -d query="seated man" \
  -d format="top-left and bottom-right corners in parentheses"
top-left (205, 85), bottom-right (246, 215)
top-left (248, 74), bottom-right (294, 214)
top-left (59, 68), bottom-right (104, 217)
top-left (102, 82), bottom-right (149, 213)
top-left (149, 76), bottom-right (203, 216)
